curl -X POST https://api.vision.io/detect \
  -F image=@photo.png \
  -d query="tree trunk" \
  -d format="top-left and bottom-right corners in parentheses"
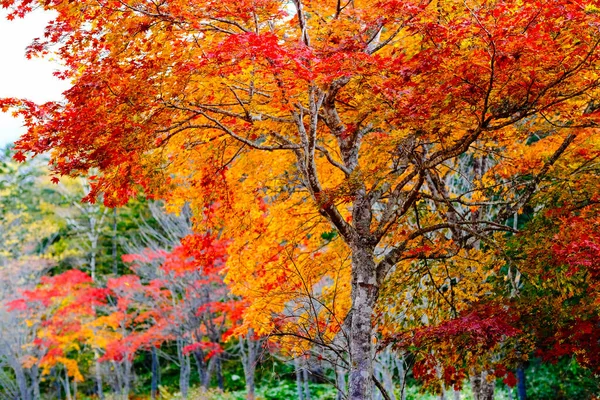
top-left (295, 358), bottom-right (305, 400)
top-left (240, 331), bottom-right (258, 400)
top-left (179, 354), bottom-right (190, 399)
top-left (335, 364), bottom-right (346, 400)
top-left (202, 356), bottom-right (216, 388)
top-left (348, 246), bottom-right (378, 400)
top-left (243, 350), bottom-right (256, 400)
top-left (151, 347), bottom-right (159, 400)
top-left (111, 360), bottom-right (123, 396)
top-left (395, 354), bottom-right (407, 400)
top-left (302, 359), bottom-right (311, 400)
top-left (193, 350), bottom-right (208, 388)
top-left (31, 365), bottom-right (41, 400)
top-left (216, 355), bottom-right (224, 390)
top-left (112, 208), bottom-right (118, 275)
top-left (94, 348), bottom-right (104, 400)
top-left (122, 359), bottom-right (131, 400)
top-left (90, 236), bottom-right (97, 282)
top-left (14, 366), bottom-right (29, 400)
top-left (63, 371), bottom-right (72, 400)
top-left (470, 371), bottom-right (495, 400)
top-left (54, 368), bottom-right (62, 400)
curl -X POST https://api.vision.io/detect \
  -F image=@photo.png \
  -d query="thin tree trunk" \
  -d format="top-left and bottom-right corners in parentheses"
top-left (302, 359), bottom-right (311, 400)
top-left (31, 365), bottom-right (41, 400)
top-left (112, 208), bottom-right (118, 275)
top-left (470, 371), bottom-right (495, 400)
top-left (151, 347), bottom-right (159, 400)
top-left (348, 246), bottom-right (378, 400)
top-left (396, 354), bottom-right (407, 400)
top-left (202, 356), bottom-right (216, 388)
top-left (63, 371), bottom-right (72, 400)
top-left (54, 368), bottom-right (62, 400)
top-left (94, 348), bottom-right (104, 400)
top-left (295, 358), bottom-right (305, 400)
top-left (244, 349), bottom-right (256, 400)
top-left (123, 359), bottom-right (131, 400)
top-left (112, 360), bottom-right (123, 396)
top-left (14, 366), bottom-right (29, 400)
top-left (216, 355), bottom-right (224, 390)
top-left (193, 350), bottom-right (208, 388)
top-left (90, 236), bottom-right (97, 282)
top-left (179, 350), bottom-right (190, 399)
top-left (439, 388), bottom-right (446, 400)
top-left (335, 364), bottom-right (346, 400)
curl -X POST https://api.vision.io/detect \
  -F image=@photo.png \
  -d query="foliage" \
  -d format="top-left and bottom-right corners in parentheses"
top-left (520, 358), bottom-right (600, 400)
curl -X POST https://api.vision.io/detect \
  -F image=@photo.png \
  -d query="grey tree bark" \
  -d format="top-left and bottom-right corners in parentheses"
top-left (151, 347), bottom-right (159, 400)
top-left (348, 246), bottom-right (378, 400)
top-left (14, 365), bottom-right (29, 400)
top-left (470, 371), bottom-right (495, 400)
top-left (240, 330), bottom-right (259, 400)
top-left (30, 365), bottom-right (41, 400)
top-left (193, 350), bottom-right (208, 389)
top-left (177, 339), bottom-right (190, 399)
top-left (335, 364), bottom-right (347, 400)
top-left (215, 354), bottom-right (224, 390)
top-left (122, 359), bottom-right (132, 400)
top-left (112, 207), bottom-right (118, 275)
top-left (302, 359), bottom-right (311, 400)
top-left (295, 358), bottom-right (305, 400)
top-left (63, 370), bottom-right (72, 400)
top-left (93, 348), bottom-right (104, 400)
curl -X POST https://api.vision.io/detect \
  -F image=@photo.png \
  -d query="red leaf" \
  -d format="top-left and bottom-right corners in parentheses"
top-left (503, 372), bottom-right (517, 388)
top-left (13, 151), bottom-right (27, 162)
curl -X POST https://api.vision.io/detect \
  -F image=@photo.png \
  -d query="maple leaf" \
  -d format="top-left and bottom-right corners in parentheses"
top-left (13, 151), bottom-right (27, 163)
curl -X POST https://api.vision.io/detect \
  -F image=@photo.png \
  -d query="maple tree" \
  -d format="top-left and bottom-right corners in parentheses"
top-left (119, 233), bottom-right (240, 397)
top-left (392, 132), bottom-right (600, 398)
top-left (129, 203), bottom-right (243, 389)
top-left (0, 148), bottom-right (72, 400)
top-left (3, 0), bottom-right (600, 398)
top-left (8, 269), bottom-right (113, 399)
top-left (499, 156), bottom-right (600, 379)
top-left (10, 241), bottom-right (236, 399)
top-left (0, 258), bottom-right (51, 400)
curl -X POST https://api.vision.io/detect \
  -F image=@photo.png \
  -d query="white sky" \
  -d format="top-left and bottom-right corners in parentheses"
top-left (0, 8), bottom-right (70, 146)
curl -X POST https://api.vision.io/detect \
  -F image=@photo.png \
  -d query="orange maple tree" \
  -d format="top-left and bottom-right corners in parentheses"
top-left (3, 0), bottom-right (600, 397)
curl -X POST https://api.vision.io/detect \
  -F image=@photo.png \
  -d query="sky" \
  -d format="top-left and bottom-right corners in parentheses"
top-left (0, 8), bottom-right (70, 146)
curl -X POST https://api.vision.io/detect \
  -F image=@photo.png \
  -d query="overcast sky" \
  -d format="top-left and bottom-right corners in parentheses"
top-left (0, 8), bottom-right (69, 146)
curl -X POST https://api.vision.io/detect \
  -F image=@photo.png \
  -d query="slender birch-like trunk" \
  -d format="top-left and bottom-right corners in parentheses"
top-left (151, 347), bottom-right (159, 400)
